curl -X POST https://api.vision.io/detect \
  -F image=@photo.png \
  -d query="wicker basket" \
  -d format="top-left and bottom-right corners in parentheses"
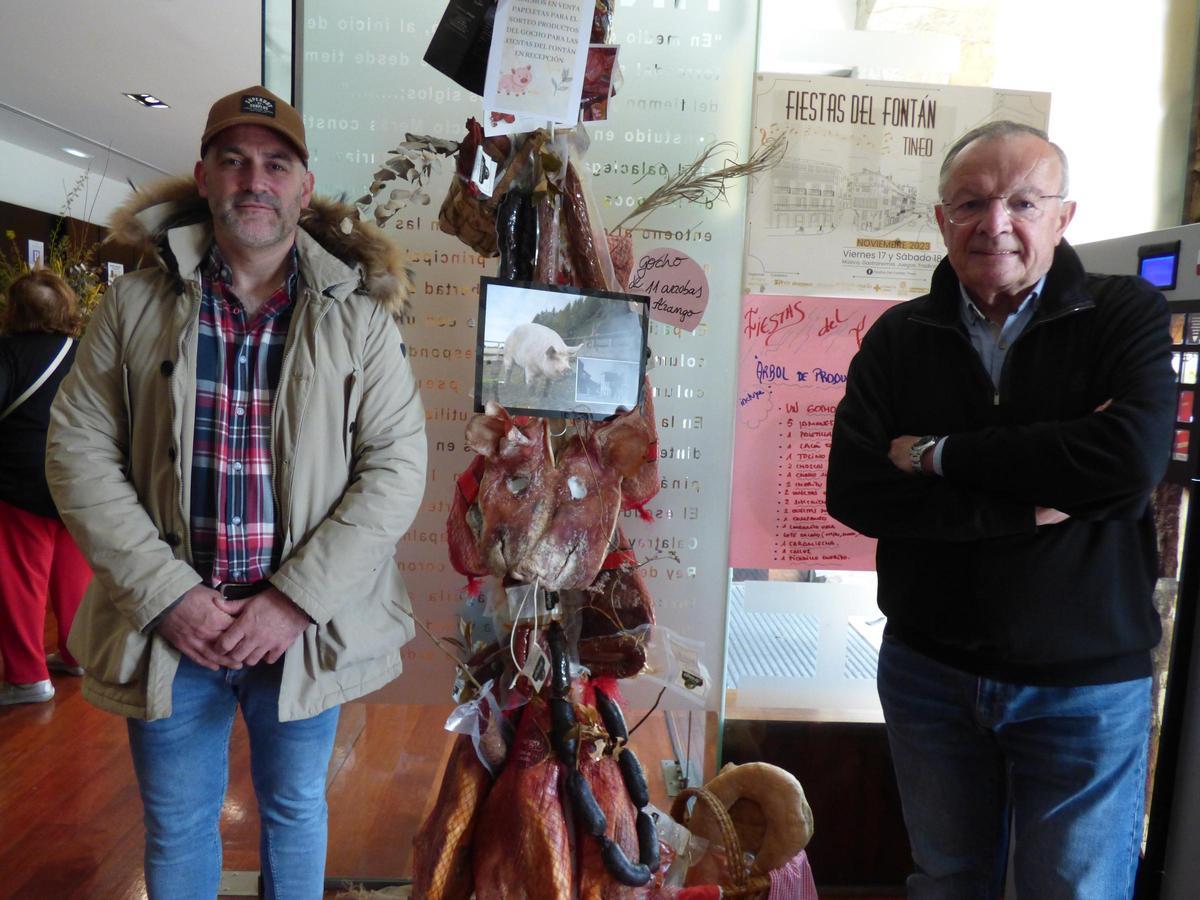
top-left (437, 129), bottom-right (548, 257)
top-left (670, 786), bottom-right (773, 899)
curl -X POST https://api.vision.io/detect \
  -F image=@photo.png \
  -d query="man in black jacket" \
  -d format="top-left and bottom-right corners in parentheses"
top-left (827, 121), bottom-right (1174, 899)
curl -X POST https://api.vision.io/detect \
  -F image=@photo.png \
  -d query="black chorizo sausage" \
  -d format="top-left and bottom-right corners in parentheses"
top-left (593, 686), bottom-right (628, 744)
top-left (635, 810), bottom-right (660, 871)
top-left (617, 747), bottom-right (649, 809)
top-left (599, 837), bottom-right (652, 887)
top-left (566, 768), bottom-right (608, 839)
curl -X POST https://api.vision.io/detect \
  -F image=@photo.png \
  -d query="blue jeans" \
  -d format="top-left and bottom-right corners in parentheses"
top-left (877, 636), bottom-right (1150, 900)
top-left (127, 657), bottom-right (340, 900)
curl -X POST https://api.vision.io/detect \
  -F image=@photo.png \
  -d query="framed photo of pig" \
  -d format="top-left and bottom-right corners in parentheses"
top-left (476, 277), bottom-right (650, 420)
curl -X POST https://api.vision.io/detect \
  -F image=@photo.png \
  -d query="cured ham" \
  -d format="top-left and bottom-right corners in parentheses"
top-left (473, 699), bottom-right (573, 900)
top-left (577, 750), bottom-right (641, 900)
top-left (412, 733), bottom-right (492, 900)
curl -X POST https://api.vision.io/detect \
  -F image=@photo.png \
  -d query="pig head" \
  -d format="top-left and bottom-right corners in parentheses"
top-left (502, 322), bottom-right (583, 395)
top-left (448, 399), bottom-right (661, 590)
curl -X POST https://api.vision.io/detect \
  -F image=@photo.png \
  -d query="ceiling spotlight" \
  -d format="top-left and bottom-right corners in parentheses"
top-left (62, 147), bottom-right (93, 159)
top-left (123, 92), bottom-right (170, 109)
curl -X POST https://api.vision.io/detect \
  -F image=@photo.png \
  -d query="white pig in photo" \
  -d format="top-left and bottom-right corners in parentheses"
top-left (501, 323), bottom-right (583, 394)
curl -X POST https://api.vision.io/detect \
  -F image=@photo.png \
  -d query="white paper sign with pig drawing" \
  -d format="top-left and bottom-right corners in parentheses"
top-left (483, 0), bottom-right (593, 134)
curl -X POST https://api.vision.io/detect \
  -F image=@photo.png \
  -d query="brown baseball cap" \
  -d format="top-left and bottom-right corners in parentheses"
top-left (200, 85), bottom-right (308, 164)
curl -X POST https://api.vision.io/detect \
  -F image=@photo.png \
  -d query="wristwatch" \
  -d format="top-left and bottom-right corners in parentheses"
top-left (909, 435), bottom-right (939, 473)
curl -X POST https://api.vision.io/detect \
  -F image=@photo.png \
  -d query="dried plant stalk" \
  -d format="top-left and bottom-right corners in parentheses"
top-left (613, 131), bottom-right (787, 232)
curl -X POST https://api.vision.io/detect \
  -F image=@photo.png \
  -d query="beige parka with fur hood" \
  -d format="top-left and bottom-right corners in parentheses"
top-left (46, 178), bottom-right (427, 721)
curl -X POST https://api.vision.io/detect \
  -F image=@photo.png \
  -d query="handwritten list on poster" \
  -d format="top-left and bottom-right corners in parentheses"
top-left (729, 294), bottom-right (898, 570)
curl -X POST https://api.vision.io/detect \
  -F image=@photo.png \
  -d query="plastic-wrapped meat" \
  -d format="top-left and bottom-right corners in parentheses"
top-left (580, 551), bottom-right (655, 639)
top-left (497, 188), bottom-right (538, 282)
top-left (591, 0), bottom-right (614, 43)
top-left (578, 629), bottom-right (649, 680)
top-left (576, 526), bottom-right (655, 677)
top-left (606, 230), bottom-right (634, 289)
top-left (577, 749), bottom-right (641, 900)
top-left (533, 194), bottom-right (561, 284)
top-left (532, 162), bottom-right (613, 291)
top-left (563, 162), bottom-right (610, 290)
top-left (473, 699), bottom-right (573, 900)
top-left (412, 733), bottom-right (493, 900)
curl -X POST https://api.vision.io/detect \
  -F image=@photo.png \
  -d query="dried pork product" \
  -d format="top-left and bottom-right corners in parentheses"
top-left (595, 383), bottom-right (659, 512)
top-left (450, 392), bottom-right (659, 590)
top-left (447, 455), bottom-right (489, 578)
top-left (473, 699), bottom-right (573, 899)
top-left (474, 418), bottom-right (552, 580)
top-left (412, 733), bottom-right (493, 900)
top-left (497, 189), bottom-right (538, 282)
top-left (534, 195), bottom-right (561, 284)
top-left (578, 630), bottom-right (649, 680)
top-left (580, 556), bottom-right (655, 638)
top-left (511, 431), bottom-right (624, 589)
top-left (606, 230), bottom-right (634, 289)
top-left (577, 747), bottom-right (641, 900)
top-left (562, 162), bottom-right (609, 290)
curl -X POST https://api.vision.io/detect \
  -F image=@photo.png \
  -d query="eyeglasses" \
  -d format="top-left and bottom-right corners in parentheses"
top-left (940, 192), bottom-right (1066, 226)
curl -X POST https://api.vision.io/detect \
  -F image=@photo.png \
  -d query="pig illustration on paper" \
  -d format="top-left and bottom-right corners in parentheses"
top-left (501, 323), bottom-right (583, 395)
top-left (498, 65), bottom-right (532, 96)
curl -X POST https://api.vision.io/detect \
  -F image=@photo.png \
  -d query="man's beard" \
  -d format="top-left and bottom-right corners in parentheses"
top-left (215, 191), bottom-right (300, 248)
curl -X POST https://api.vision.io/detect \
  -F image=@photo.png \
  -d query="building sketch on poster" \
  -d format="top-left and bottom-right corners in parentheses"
top-left (729, 294), bottom-right (898, 570)
top-left (744, 74), bottom-right (1050, 299)
top-left (483, 0), bottom-right (593, 133)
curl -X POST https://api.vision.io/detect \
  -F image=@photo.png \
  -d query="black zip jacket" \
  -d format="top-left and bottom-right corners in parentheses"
top-left (0, 331), bottom-right (77, 518)
top-left (826, 241), bottom-right (1175, 686)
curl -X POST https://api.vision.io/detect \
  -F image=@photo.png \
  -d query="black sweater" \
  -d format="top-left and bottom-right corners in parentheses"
top-left (827, 241), bottom-right (1175, 686)
top-left (0, 331), bottom-right (77, 518)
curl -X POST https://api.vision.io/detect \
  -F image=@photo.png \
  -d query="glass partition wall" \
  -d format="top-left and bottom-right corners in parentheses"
top-left (271, 0), bottom-right (758, 884)
top-left (269, 0), bottom-right (1199, 890)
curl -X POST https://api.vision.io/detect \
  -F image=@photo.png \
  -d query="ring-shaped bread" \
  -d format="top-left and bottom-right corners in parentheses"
top-left (688, 761), bottom-right (814, 875)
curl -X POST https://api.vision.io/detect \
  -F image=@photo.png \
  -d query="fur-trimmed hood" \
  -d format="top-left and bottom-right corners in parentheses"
top-left (106, 177), bottom-right (413, 317)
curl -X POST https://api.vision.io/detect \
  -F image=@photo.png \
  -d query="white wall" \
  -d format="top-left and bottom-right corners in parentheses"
top-left (758, 0), bottom-right (1200, 244)
top-left (0, 138), bottom-right (133, 225)
top-left (992, 0), bottom-right (1198, 242)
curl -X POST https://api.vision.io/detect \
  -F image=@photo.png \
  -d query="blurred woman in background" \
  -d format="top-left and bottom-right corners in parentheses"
top-left (0, 269), bottom-right (92, 705)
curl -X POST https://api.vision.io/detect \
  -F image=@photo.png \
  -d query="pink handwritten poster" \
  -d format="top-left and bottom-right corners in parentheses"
top-left (729, 294), bottom-right (899, 570)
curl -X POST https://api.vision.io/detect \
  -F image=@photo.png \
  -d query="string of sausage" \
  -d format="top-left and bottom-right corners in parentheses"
top-left (547, 621), bottom-right (658, 887)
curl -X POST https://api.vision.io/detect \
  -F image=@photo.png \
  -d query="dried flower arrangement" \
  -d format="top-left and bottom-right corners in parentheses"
top-left (354, 134), bottom-right (460, 228)
top-left (0, 174), bottom-right (106, 329)
top-left (612, 131), bottom-right (788, 233)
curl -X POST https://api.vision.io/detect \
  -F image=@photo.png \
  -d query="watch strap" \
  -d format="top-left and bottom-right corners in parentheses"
top-left (909, 435), bottom-right (938, 473)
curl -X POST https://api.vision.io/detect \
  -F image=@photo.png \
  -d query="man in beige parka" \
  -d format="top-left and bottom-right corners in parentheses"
top-left (45, 86), bottom-right (427, 899)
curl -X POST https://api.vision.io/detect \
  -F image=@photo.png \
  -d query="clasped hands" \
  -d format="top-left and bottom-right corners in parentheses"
top-left (157, 583), bottom-right (310, 670)
top-left (887, 433), bottom-right (1068, 527)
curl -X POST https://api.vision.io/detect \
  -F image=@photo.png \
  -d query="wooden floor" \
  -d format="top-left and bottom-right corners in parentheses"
top-left (0, 632), bottom-right (682, 900)
top-left (2, 624), bottom-right (903, 899)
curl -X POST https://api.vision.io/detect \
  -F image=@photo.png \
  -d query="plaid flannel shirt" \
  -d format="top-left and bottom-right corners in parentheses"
top-left (189, 244), bottom-right (298, 587)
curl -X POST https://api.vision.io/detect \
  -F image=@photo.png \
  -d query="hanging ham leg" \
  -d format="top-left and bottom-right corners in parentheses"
top-left (473, 699), bottom-right (573, 899)
top-left (577, 748), bottom-right (641, 899)
top-left (412, 733), bottom-right (493, 900)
